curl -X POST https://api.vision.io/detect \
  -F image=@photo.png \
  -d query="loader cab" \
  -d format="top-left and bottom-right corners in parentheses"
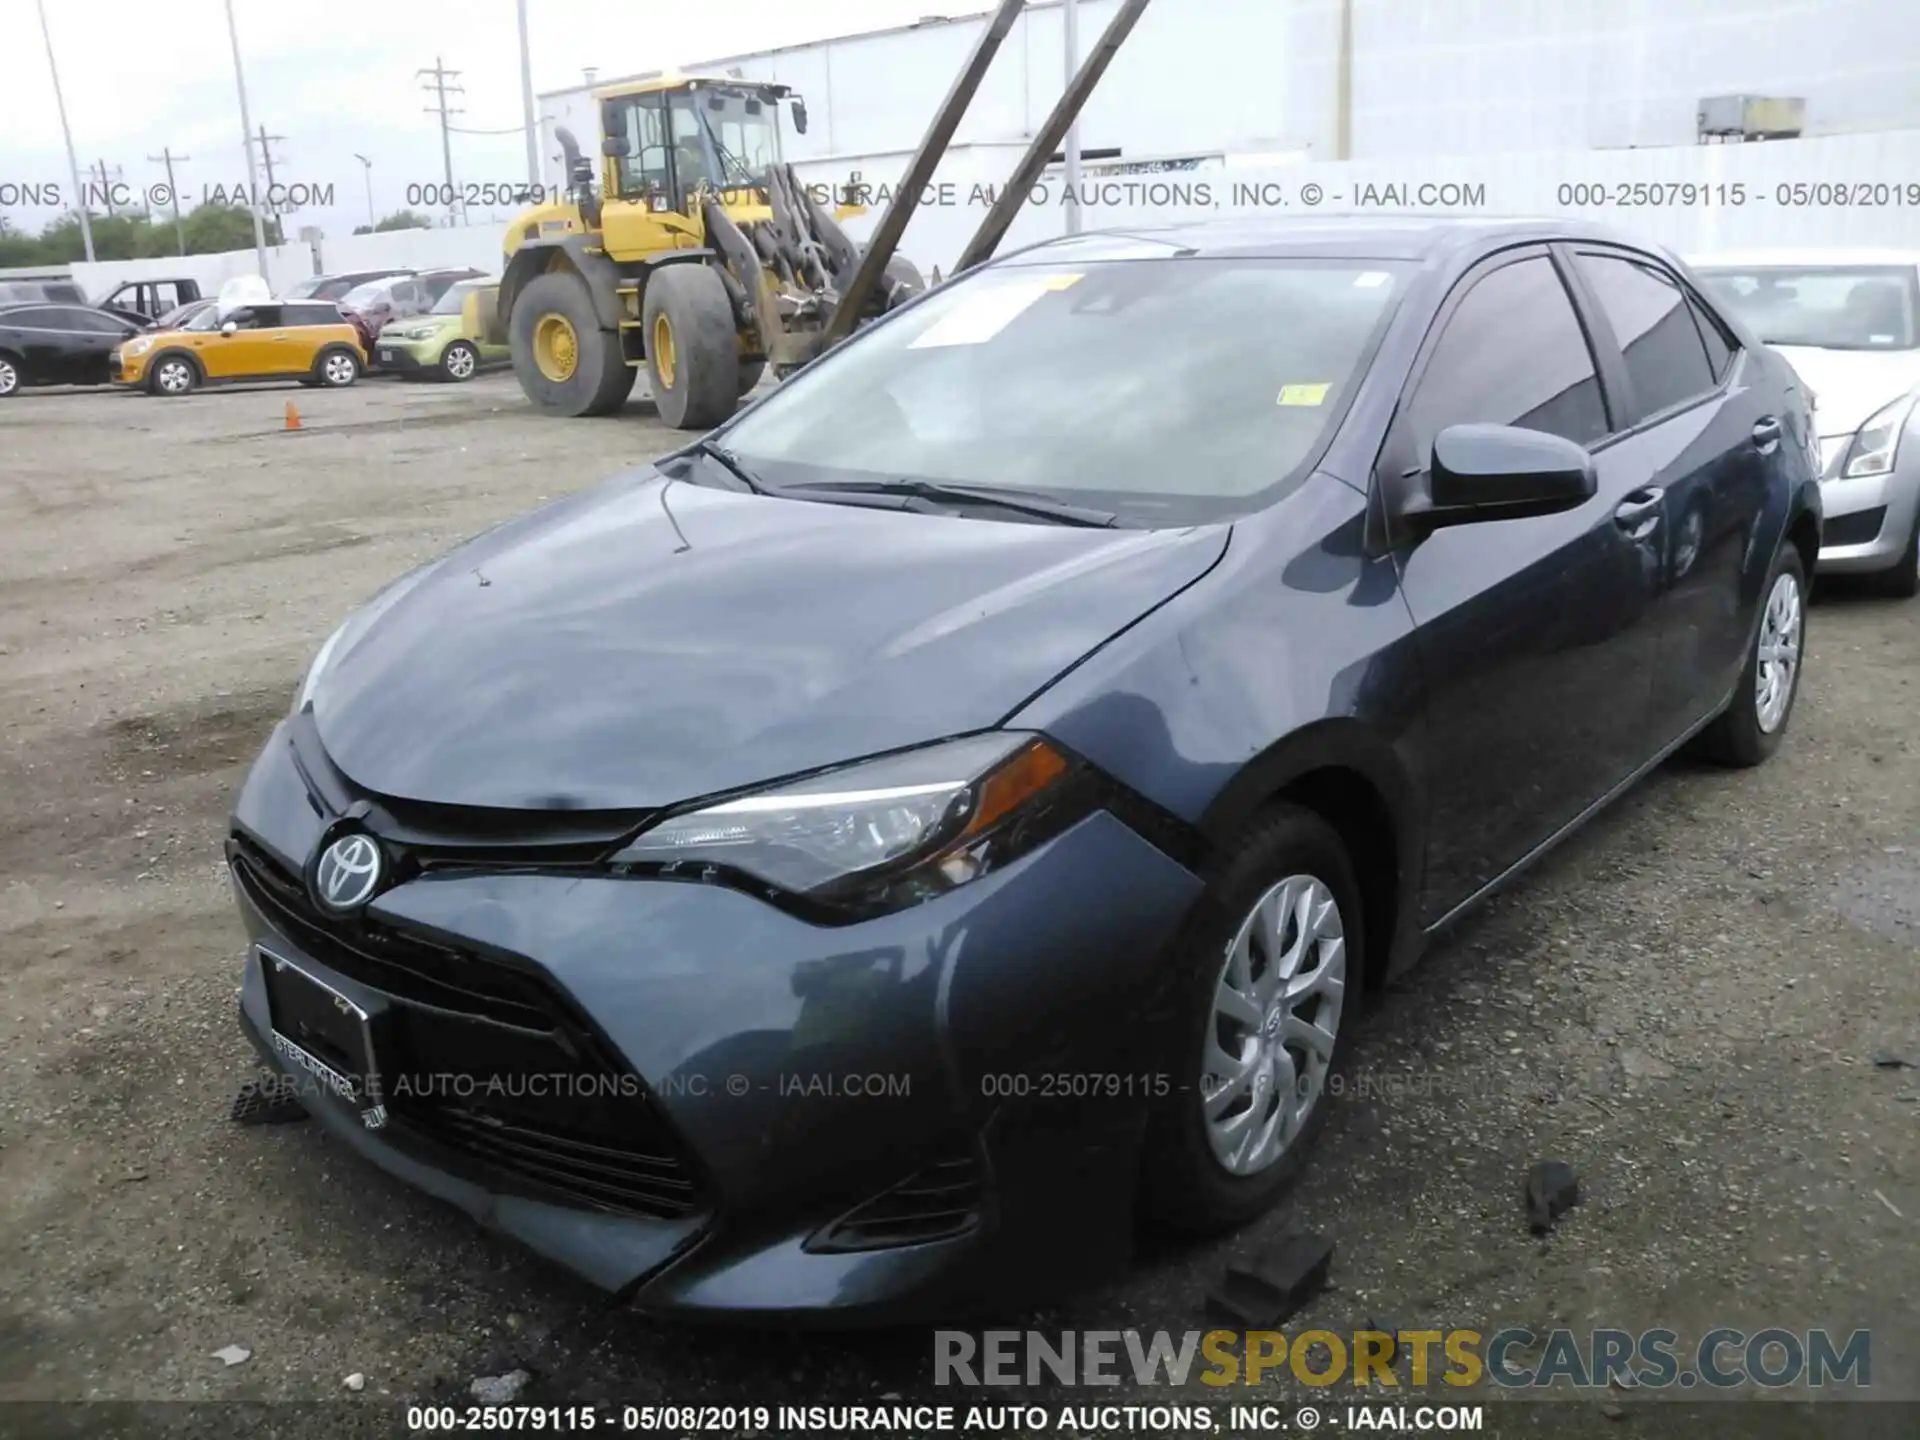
top-left (598, 78), bottom-right (790, 225)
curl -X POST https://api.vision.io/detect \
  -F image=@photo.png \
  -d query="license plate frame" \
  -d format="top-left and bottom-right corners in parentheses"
top-left (259, 946), bottom-right (388, 1126)
top-left (377, 349), bottom-right (395, 364)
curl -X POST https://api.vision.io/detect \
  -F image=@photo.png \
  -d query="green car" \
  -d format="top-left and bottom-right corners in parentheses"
top-left (373, 278), bottom-right (508, 381)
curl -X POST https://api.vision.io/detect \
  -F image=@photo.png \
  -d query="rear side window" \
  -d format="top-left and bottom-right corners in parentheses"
top-left (1576, 254), bottom-right (1717, 421)
top-left (1687, 292), bottom-right (1735, 381)
top-left (1404, 255), bottom-right (1609, 459)
top-left (285, 304), bottom-right (342, 327)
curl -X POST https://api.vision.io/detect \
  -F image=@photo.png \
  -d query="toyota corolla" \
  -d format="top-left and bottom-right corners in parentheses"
top-left (227, 217), bottom-right (1820, 1322)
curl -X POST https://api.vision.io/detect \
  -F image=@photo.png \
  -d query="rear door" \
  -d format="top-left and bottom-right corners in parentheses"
top-left (3, 308), bottom-right (76, 382)
top-left (1380, 247), bottom-right (1661, 922)
top-left (1561, 245), bottom-right (1777, 744)
top-left (56, 308), bottom-right (136, 383)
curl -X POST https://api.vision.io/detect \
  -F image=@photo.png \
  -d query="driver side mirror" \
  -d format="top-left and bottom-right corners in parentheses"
top-left (221, 321), bottom-right (238, 335)
top-left (1401, 423), bottom-right (1596, 533)
top-left (791, 97), bottom-right (809, 135)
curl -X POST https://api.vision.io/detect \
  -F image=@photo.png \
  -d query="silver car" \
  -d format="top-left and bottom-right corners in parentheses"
top-left (1692, 249), bottom-right (1920, 597)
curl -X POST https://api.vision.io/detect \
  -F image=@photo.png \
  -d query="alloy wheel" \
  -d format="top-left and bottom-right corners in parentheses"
top-left (445, 345), bottom-right (476, 380)
top-left (158, 361), bottom-right (191, 394)
top-left (1755, 570), bottom-right (1802, 734)
top-left (324, 354), bottom-right (357, 386)
top-left (1203, 874), bottom-right (1347, 1177)
top-left (0, 358), bottom-right (17, 396)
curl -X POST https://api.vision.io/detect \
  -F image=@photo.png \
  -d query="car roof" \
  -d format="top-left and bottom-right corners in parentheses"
top-left (1689, 248), bottom-right (1920, 269)
top-left (998, 213), bottom-right (1666, 264)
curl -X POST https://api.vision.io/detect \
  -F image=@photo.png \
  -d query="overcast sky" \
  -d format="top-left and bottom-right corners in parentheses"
top-left (5, 0), bottom-right (944, 239)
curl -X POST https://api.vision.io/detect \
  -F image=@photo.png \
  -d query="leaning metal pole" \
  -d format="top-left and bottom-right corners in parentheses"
top-left (821, 0), bottom-right (1029, 345)
top-left (952, 0), bottom-right (1152, 275)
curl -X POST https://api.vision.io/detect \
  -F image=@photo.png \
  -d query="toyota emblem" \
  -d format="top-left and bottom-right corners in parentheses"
top-left (314, 833), bottom-right (384, 912)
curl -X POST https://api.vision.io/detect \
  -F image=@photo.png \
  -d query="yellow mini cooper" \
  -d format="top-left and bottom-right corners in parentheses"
top-left (112, 300), bottom-right (366, 396)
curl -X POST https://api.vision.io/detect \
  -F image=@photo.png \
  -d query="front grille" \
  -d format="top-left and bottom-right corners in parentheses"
top-left (1824, 506), bottom-right (1887, 548)
top-left (231, 832), bottom-right (704, 1220)
top-left (810, 1151), bottom-right (984, 1251)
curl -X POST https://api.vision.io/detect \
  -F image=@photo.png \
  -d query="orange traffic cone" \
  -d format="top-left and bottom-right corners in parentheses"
top-left (284, 401), bottom-right (302, 431)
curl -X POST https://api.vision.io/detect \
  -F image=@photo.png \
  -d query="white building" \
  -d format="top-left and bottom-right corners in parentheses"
top-left (538, 0), bottom-right (1920, 268)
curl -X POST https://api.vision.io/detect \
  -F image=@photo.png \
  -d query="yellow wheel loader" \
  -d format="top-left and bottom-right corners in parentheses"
top-left (496, 0), bottom-right (1152, 430)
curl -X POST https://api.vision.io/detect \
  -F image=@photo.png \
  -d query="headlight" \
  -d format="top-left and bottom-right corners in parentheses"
top-left (125, 337), bottom-right (153, 357)
top-left (609, 733), bottom-right (1080, 912)
top-left (1839, 392), bottom-right (1919, 479)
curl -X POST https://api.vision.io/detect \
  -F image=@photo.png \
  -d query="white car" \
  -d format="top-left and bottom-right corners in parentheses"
top-left (1691, 249), bottom-right (1920, 597)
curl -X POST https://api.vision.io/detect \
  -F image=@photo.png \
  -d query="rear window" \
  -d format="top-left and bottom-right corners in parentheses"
top-left (284, 303), bottom-right (344, 326)
top-left (1695, 264), bottom-right (1920, 350)
top-left (722, 257), bottom-right (1408, 525)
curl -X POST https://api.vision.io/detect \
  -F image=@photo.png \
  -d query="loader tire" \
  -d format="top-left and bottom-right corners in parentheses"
top-left (510, 271), bottom-right (636, 418)
top-left (737, 359), bottom-right (766, 395)
top-left (643, 264), bottom-right (740, 431)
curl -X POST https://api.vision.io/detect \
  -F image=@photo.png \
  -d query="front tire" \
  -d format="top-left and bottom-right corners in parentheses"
top-left (0, 352), bottom-right (20, 397)
top-left (1697, 544), bottom-right (1807, 766)
top-left (642, 264), bottom-right (740, 431)
top-left (442, 341), bottom-right (479, 383)
top-left (316, 347), bottom-right (361, 388)
top-left (510, 272), bottom-right (635, 418)
top-left (148, 355), bottom-right (197, 397)
top-left (1139, 804), bottom-right (1363, 1234)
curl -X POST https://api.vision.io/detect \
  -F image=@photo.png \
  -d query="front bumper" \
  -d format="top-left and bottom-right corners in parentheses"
top-left (1814, 448), bottom-right (1920, 573)
top-left (371, 339), bottom-right (438, 372)
top-left (228, 723), bottom-right (1203, 1321)
top-left (110, 351), bottom-right (146, 386)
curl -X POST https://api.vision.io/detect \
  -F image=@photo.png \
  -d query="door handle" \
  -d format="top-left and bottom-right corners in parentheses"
top-left (1752, 416), bottom-right (1783, 454)
top-left (1614, 487), bottom-right (1665, 537)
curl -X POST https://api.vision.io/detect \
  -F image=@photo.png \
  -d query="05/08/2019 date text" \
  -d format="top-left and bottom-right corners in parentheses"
top-left (406, 182), bottom-right (558, 208)
top-left (1557, 180), bottom-right (1920, 208)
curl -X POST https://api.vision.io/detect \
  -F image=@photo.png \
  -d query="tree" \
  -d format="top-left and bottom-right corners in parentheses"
top-left (372, 210), bottom-right (433, 233)
top-left (178, 202), bottom-right (283, 254)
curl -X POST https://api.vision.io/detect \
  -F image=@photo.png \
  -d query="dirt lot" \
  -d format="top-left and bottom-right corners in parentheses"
top-left (1, 374), bottom-right (1917, 1439)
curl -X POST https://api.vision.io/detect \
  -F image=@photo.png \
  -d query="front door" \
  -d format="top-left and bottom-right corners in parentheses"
top-left (1380, 248), bottom-right (1662, 922)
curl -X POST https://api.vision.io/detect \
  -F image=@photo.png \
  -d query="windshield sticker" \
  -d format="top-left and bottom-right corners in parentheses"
top-left (907, 274), bottom-right (1083, 349)
top-left (1277, 383), bottom-right (1331, 406)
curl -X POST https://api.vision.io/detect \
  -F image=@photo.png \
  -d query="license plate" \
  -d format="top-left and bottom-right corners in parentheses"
top-left (260, 947), bottom-right (388, 1127)
top-left (378, 349), bottom-right (395, 363)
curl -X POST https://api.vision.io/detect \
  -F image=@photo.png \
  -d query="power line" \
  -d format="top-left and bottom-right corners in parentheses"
top-left (446, 123), bottom-right (527, 135)
top-left (418, 56), bottom-right (466, 224)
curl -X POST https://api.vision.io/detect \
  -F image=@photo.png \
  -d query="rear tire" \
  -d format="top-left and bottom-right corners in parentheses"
top-left (148, 355), bottom-right (197, 397)
top-left (642, 264), bottom-right (740, 431)
top-left (1697, 544), bottom-right (1807, 766)
top-left (315, 347), bottom-right (360, 388)
top-left (0, 352), bottom-right (20, 397)
top-left (1858, 512), bottom-right (1920, 599)
top-left (1139, 804), bottom-right (1364, 1235)
top-left (510, 271), bottom-right (636, 418)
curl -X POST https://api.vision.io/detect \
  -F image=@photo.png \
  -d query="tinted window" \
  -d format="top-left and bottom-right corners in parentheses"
top-left (61, 309), bottom-right (132, 334)
top-left (285, 304), bottom-right (343, 326)
top-left (1577, 254), bottom-right (1716, 420)
top-left (0, 306), bottom-right (61, 327)
top-left (1688, 292), bottom-right (1734, 381)
top-left (1405, 256), bottom-right (1609, 457)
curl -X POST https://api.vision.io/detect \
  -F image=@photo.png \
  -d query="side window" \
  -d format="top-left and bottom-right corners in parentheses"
top-left (1686, 291), bottom-right (1735, 382)
top-left (4, 306), bottom-right (57, 327)
top-left (1575, 253), bottom-right (1717, 420)
top-left (1404, 255), bottom-right (1609, 462)
top-left (612, 95), bottom-right (672, 202)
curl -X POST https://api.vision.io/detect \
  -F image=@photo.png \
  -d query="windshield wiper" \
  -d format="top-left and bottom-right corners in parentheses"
top-left (689, 439), bottom-right (768, 494)
top-left (773, 478), bottom-right (1118, 528)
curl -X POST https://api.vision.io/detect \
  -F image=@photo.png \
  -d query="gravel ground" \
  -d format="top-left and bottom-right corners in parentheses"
top-left (1, 376), bottom-right (1916, 1440)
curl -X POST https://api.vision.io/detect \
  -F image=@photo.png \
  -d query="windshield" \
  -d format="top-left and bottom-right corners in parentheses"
top-left (720, 257), bottom-right (1405, 524)
top-left (431, 281), bottom-right (487, 315)
top-left (183, 305), bottom-right (224, 332)
top-left (689, 88), bottom-right (780, 186)
top-left (1695, 265), bottom-right (1920, 350)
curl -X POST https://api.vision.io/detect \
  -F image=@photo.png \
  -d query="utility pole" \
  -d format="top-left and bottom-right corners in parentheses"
top-left (147, 147), bottom-right (190, 254)
top-left (89, 160), bottom-right (126, 216)
top-left (516, 0), bottom-right (540, 189)
top-left (222, 0), bottom-right (271, 276)
top-left (353, 154), bottom-right (375, 230)
top-left (36, 0), bottom-right (95, 261)
top-left (419, 56), bottom-right (466, 226)
top-left (255, 125), bottom-right (286, 220)
top-left (1062, 0), bottom-right (1082, 234)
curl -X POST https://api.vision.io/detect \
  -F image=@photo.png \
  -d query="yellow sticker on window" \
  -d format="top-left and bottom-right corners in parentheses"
top-left (1039, 273), bottom-right (1084, 291)
top-left (1277, 383), bottom-right (1331, 406)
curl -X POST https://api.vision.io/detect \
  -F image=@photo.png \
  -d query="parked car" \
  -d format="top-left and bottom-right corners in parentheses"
top-left (374, 278), bottom-right (507, 381)
top-left (283, 269), bottom-right (416, 303)
top-left (1693, 249), bottom-right (1920, 596)
top-left (155, 298), bottom-right (217, 331)
top-left (339, 269), bottom-right (486, 360)
top-left (96, 277), bottom-right (205, 323)
top-left (111, 300), bottom-right (365, 395)
top-left (0, 303), bottom-right (144, 395)
top-left (227, 217), bottom-right (1818, 1320)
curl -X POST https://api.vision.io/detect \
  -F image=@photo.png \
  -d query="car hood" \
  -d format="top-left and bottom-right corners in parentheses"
top-left (312, 470), bottom-right (1228, 811)
top-left (1771, 345), bottom-right (1920, 437)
